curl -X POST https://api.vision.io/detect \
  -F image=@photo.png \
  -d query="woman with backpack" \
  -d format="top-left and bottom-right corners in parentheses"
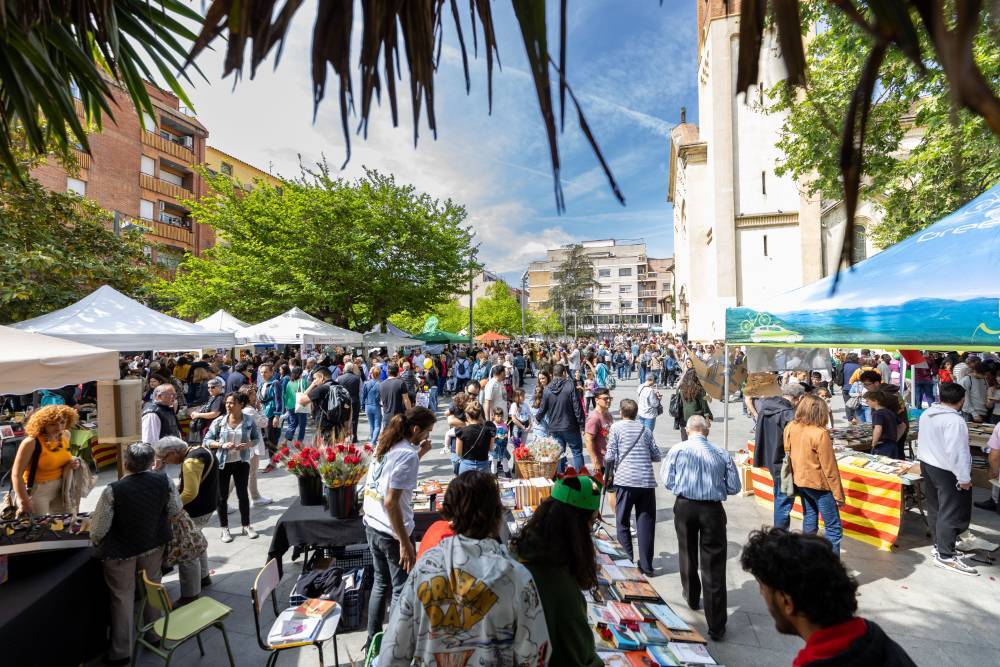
top-left (675, 370), bottom-right (712, 441)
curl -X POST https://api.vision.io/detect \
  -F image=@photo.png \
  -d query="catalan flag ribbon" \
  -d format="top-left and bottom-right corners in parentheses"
top-left (747, 443), bottom-right (902, 551)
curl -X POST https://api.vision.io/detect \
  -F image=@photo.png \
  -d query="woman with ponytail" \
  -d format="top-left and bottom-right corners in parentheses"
top-left (361, 406), bottom-right (436, 650)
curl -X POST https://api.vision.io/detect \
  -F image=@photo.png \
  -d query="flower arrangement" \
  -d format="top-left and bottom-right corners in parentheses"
top-left (318, 442), bottom-right (374, 488)
top-left (271, 443), bottom-right (322, 477)
top-left (512, 436), bottom-right (562, 463)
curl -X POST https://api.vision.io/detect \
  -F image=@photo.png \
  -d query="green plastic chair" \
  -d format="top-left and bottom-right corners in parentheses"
top-left (132, 569), bottom-right (236, 667)
top-left (364, 632), bottom-right (383, 667)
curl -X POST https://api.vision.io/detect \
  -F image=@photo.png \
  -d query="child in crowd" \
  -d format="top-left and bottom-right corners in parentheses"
top-left (509, 389), bottom-right (531, 443)
top-left (489, 407), bottom-right (511, 477)
top-left (817, 387), bottom-right (835, 428)
top-left (584, 371), bottom-right (597, 413)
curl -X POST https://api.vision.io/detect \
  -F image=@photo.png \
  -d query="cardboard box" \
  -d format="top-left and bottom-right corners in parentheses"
top-left (739, 464), bottom-right (755, 496)
top-left (96, 379), bottom-right (142, 441)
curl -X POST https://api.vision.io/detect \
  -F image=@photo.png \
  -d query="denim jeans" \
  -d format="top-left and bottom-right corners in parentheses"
top-left (283, 410), bottom-right (307, 442)
top-left (772, 478), bottom-right (794, 530)
top-left (551, 429), bottom-right (585, 472)
top-left (638, 416), bottom-right (656, 433)
top-left (458, 459), bottom-right (491, 475)
top-left (639, 366), bottom-right (647, 384)
top-left (617, 364), bottom-right (626, 379)
top-left (365, 525), bottom-right (410, 642)
top-left (799, 487), bottom-right (843, 556)
top-left (428, 386), bottom-right (439, 412)
top-left (365, 405), bottom-right (383, 444)
top-left (915, 381), bottom-right (935, 409)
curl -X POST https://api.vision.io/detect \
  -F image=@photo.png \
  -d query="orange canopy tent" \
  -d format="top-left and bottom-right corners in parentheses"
top-left (475, 331), bottom-right (510, 343)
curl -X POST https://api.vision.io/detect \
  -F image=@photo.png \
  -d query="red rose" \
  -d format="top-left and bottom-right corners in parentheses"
top-left (280, 446), bottom-right (290, 456)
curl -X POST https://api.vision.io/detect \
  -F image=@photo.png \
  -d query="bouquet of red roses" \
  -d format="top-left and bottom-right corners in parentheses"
top-left (318, 441), bottom-right (374, 488)
top-left (271, 443), bottom-right (322, 478)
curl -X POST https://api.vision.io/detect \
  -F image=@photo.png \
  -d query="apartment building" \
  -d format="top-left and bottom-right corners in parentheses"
top-left (205, 146), bottom-right (283, 189)
top-left (32, 81), bottom-right (210, 268)
top-left (527, 239), bottom-right (675, 330)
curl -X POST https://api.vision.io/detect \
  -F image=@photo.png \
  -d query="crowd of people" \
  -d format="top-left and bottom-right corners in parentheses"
top-left (14, 332), bottom-right (1000, 665)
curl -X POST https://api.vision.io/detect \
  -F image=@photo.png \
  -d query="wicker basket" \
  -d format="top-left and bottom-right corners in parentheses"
top-left (515, 459), bottom-right (559, 480)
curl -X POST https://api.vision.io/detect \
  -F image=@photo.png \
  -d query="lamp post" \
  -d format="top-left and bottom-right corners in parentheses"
top-left (520, 270), bottom-right (528, 339)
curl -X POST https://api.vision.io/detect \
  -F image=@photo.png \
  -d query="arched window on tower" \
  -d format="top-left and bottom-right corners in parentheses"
top-left (852, 222), bottom-right (868, 263)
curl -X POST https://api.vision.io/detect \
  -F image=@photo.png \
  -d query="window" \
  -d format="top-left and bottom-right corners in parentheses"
top-left (598, 268), bottom-right (611, 278)
top-left (598, 302), bottom-right (612, 311)
top-left (141, 112), bottom-right (156, 131)
top-left (220, 161), bottom-right (233, 176)
top-left (761, 171), bottom-right (767, 195)
top-left (619, 267), bottom-right (632, 277)
top-left (619, 301), bottom-right (633, 310)
top-left (66, 177), bottom-right (86, 196)
top-left (140, 155), bottom-right (155, 176)
top-left (139, 199), bottom-right (154, 220)
top-left (599, 286), bottom-right (611, 295)
top-left (619, 285), bottom-right (631, 293)
top-left (853, 225), bottom-right (867, 263)
top-left (160, 170), bottom-right (183, 187)
top-left (763, 234), bottom-right (769, 257)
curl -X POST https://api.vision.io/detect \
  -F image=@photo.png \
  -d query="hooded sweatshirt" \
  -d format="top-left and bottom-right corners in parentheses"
top-left (378, 534), bottom-right (551, 666)
top-left (794, 617), bottom-right (916, 667)
top-left (753, 396), bottom-right (796, 477)
top-left (535, 377), bottom-right (585, 433)
top-left (916, 403), bottom-right (971, 483)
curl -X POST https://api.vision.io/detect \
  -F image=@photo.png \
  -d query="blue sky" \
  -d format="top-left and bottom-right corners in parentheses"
top-left (187, 1), bottom-right (698, 285)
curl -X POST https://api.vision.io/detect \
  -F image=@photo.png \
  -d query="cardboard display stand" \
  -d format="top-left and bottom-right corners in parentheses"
top-left (96, 379), bottom-right (142, 478)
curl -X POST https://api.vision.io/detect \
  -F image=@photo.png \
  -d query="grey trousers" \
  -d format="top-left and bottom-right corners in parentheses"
top-left (103, 548), bottom-right (163, 660)
top-left (178, 512), bottom-right (213, 597)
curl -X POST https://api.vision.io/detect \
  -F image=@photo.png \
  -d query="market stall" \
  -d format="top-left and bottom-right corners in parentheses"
top-left (236, 307), bottom-right (363, 347)
top-left (363, 323), bottom-right (423, 352)
top-left (0, 325), bottom-right (119, 395)
top-left (195, 308), bottom-right (251, 344)
top-left (475, 330), bottom-right (510, 343)
top-left (12, 285), bottom-right (236, 351)
top-left (725, 185), bottom-right (1000, 550)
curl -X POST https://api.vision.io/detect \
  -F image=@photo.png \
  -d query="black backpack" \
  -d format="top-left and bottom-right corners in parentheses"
top-left (322, 382), bottom-right (352, 425)
top-left (833, 363), bottom-right (845, 387)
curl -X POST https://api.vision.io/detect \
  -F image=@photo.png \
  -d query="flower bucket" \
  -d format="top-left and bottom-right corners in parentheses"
top-left (325, 483), bottom-right (358, 518)
top-left (297, 475), bottom-right (324, 506)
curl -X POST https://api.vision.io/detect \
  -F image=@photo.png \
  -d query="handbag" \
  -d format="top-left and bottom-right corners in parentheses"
top-left (2, 440), bottom-right (40, 519)
top-left (668, 392), bottom-right (682, 419)
top-left (846, 383), bottom-right (862, 410)
top-left (605, 429), bottom-right (644, 491)
top-left (164, 510), bottom-right (209, 566)
top-left (779, 456), bottom-right (795, 497)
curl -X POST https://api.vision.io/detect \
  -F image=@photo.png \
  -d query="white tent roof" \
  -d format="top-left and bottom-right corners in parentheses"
top-left (236, 308), bottom-right (363, 345)
top-left (195, 309), bottom-right (250, 333)
top-left (0, 325), bottom-right (119, 395)
top-left (363, 323), bottom-right (422, 348)
top-left (12, 285), bottom-right (236, 351)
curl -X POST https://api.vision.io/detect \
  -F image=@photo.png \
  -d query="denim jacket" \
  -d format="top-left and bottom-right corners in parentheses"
top-left (203, 414), bottom-right (261, 468)
top-left (361, 379), bottom-right (382, 409)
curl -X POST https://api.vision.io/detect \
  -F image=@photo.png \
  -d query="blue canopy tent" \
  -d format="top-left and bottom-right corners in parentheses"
top-left (726, 184), bottom-right (1000, 350)
top-left (718, 184), bottom-right (1000, 449)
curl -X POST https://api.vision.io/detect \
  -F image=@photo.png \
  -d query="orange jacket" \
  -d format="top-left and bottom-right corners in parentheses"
top-left (784, 421), bottom-right (845, 503)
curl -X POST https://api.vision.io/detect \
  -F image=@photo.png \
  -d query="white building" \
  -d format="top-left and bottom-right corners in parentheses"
top-left (668, 0), bottom-right (875, 341)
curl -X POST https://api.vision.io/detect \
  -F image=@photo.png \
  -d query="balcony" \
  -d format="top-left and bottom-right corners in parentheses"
top-left (71, 149), bottom-right (91, 170)
top-left (638, 290), bottom-right (657, 297)
top-left (144, 219), bottom-right (194, 245)
top-left (159, 211), bottom-right (190, 228)
top-left (639, 306), bottom-right (658, 314)
top-left (140, 172), bottom-right (194, 201)
top-left (141, 130), bottom-right (195, 164)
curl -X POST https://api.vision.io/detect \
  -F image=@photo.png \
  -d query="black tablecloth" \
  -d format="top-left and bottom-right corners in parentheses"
top-left (0, 547), bottom-right (110, 666)
top-left (268, 499), bottom-right (439, 573)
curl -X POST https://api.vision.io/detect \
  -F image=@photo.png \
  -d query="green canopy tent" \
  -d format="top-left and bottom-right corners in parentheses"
top-left (414, 315), bottom-right (470, 344)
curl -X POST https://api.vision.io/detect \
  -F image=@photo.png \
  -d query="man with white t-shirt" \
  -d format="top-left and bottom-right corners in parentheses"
top-left (483, 365), bottom-right (507, 418)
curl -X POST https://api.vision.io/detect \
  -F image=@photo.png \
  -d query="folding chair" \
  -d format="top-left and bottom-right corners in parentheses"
top-left (133, 569), bottom-right (235, 667)
top-left (252, 558), bottom-right (341, 667)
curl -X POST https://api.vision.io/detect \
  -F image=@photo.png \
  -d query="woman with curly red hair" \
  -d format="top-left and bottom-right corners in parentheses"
top-left (12, 404), bottom-right (81, 514)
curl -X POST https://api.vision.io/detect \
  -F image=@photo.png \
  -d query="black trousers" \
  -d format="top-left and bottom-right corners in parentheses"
top-left (921, 460), bottom-right (972, 559)
top-left (265, 423), bottom-right (280, 457)
top-left (217, 460), bottom-right (250, 528)
top-left (615, 486), bottom-right (656, 572)
top-left (351, 403), bottom-right (360, 442)
top-left (673, 497), bottom-right (728, 634)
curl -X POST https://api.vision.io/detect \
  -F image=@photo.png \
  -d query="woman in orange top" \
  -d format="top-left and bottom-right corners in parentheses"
top-left (12, 405), bottom-right (81, 514)
top-left (784, 394), bottom-right (845, 556)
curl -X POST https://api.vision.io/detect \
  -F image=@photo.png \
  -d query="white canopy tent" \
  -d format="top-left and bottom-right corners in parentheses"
top-left (363, 323), bottom-right (422, 350)
top-left (0, 325), bottom-right (119, 395)
top-left (12, 285), bottom-right (236, 351)
top-left (196, 309), bottom-right (251, 344)
top-left (236, 308), bottom-right (363, 346)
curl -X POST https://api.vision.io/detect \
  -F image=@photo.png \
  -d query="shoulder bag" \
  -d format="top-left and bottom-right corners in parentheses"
top-left (2, 440), bottom-right (41, 519)
top-left (604, 428), bottom-right (644, 491)
top-left (779, 454), bottom-right (795, 497)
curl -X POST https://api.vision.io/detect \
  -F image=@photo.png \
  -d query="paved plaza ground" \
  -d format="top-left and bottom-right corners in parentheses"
top-left (82, 374), bottom-right (1000, 666)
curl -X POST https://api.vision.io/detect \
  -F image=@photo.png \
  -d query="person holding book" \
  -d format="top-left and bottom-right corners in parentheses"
top-left (605, 398), bottom-right (662, 576)
top-left (660, 415), bottom-right (741, 641)
top-left (510, 474), bottom-right (604, 667)
top-left (741, 527), bottom-right (916, 666)
top-left (378, 471), bottom-right (550, 665)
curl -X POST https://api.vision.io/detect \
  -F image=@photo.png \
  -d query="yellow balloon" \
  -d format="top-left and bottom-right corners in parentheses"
top-left (423, 358), bottom-right (433, 369)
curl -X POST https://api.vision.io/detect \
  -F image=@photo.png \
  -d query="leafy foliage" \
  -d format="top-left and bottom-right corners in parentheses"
top-left (156, 165), bottom-right (476, 332)
top-left (0, 0), bottom-right (202, 179)
top-left (471, 281), bottom-right (524, 337)
top-left (545, 244), bottom-right (597, 323)
top-left (390, 300), bottom-right (470, 336)
top-left (770, 3), bottom-right (999, 248)
top-left (0, 175), bottom-right (153, 323)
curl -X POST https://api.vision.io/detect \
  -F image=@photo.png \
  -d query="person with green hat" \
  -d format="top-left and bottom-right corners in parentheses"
top-left (510, 475), bottom-right (603, 667)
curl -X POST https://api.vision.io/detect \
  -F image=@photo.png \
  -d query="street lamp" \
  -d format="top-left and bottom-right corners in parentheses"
top-left (520, 270), bottom-right (528, 338)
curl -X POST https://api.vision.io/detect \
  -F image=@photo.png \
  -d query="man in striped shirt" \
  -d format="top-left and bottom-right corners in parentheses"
top-left (660, 415), bottom-right (741, 641)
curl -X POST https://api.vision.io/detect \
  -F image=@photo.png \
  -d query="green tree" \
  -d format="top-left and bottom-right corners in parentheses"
top-left (546, 244), bottom-right (597, 324)
top-left (472, 282), bottom-right (524, 337)
top-left (0, 177), bottom-right (153, 323)
top-left (390, 300), bottom-right (469, 336)
top-left (157, 165), bottom-right (476, 331)
top-left (528, 307), bottom-right (563, 336)
top-left (770, 3), bottom-right (999, 248)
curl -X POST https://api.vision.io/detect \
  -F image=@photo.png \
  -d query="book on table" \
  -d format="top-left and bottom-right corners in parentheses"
top-left (614, 580), bottom-right (660, 601)
top-left (645, 645), bottom-right (680, 666)
top-left (609, 624), bottom-right (641, 650)
top-left (608, 601), bottom-right (644, 624)
top-left (293, 598), bottom-right (337, 619)
top-left (645, 603), bottom-right (691, 631)
top-left (267, 617), bottom-right (321, 645)
top-left (666, 641), bottom-right (716, 664)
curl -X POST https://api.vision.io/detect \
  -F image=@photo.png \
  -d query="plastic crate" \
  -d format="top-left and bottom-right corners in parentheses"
top-left (289, 543), bottom-right (374, 630)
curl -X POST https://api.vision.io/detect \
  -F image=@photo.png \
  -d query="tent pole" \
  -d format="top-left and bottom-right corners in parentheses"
top-left (724, 344), bottom-right (730, 453)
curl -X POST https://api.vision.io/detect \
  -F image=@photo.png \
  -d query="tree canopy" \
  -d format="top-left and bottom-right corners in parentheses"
top-left (770, 2), bottom-right (999, 249)
top-left (546, 244), bottom-right (597, 323)
top-left (156, 165), bottom-right (476, 332)
top-left (0, 175), bottom-right (153, 323)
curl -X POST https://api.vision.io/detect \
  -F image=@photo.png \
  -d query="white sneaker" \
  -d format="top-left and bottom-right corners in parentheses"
top-left (220, 529), bottom-right (234, 544)
top-left (243, 526), bottom-right (259, 539)
top-left (933, 554), bottom-right (979, 576)
top-left (253, 496), bottom-right (273, 506)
